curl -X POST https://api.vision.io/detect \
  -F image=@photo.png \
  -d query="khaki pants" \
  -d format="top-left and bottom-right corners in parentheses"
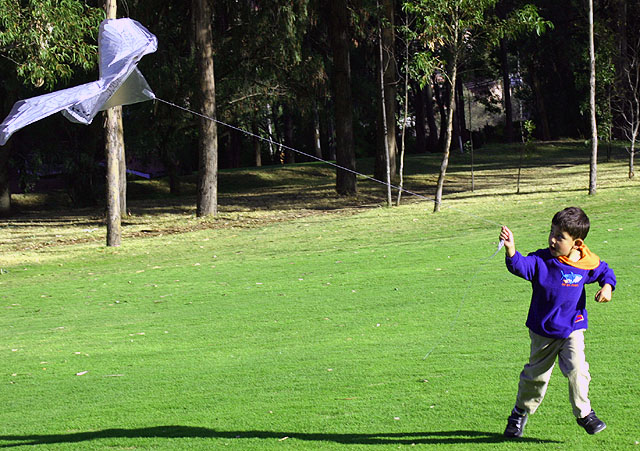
top-left (515, 329), bottom-right (592, 418)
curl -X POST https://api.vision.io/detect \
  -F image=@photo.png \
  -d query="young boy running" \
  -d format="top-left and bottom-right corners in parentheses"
top-left (499, 206), bottom-right (616, 438)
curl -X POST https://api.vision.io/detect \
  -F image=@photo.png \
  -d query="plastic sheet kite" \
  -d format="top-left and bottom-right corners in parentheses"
top-left (0, 18), bottom-right (157, 146)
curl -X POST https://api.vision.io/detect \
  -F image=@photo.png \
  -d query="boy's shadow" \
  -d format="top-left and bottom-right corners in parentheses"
top-left (0, 426), bottom-right (560, 447)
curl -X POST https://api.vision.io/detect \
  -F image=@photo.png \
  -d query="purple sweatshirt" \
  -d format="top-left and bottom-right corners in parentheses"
top-left (505, 248), bottom-right (616, 339)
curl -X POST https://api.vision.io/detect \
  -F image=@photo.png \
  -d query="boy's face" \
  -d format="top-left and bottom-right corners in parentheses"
top-left (548, 224), bottom-right (581, 257)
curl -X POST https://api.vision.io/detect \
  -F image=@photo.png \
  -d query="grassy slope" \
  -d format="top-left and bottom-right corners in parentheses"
top-left (0, 141), bottom-right (639, 449)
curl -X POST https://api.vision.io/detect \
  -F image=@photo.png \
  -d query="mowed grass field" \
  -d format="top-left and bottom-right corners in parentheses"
top-left (0, 141), bottom-right (639, 449)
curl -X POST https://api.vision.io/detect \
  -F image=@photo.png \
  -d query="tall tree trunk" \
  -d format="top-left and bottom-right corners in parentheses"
top-left (272, 103), bottom-right (284, 163)
top-left (528, 60), bottom-right (551, 140)
top-left (193, 0), bottom-right (218, 216)
top-left (283, 106), bottom-right (296, 164)
top-left (377, 11), bottom-right (392, 207)
top-left (117, 112), bottom-right (126, 215)
top-left (397, 23), bottom-right (409, 206)
top-left (0, 141), bottom-right (10, 216)
top-left (313, 103), bottom-right (323, 159)
top-left (327, 115), bottom-right (337, 160)
top-left (252, 119), bottom-right (262, 167)
top-left (500, 38), bottom-right (514, 142)
top-left (328, 0), bottom-right (357, 195)
top-left (424, 81), bottom-right (439, 152)
top-left (0, 76), bottom-right (15, 216)
top-left (434, 55), bottom-right (458, 212)
top-left (455, 75), bottom-right (466, 151)
top-left (433, 76), bottom-right (448, 151)
top-left (104, 0), bottom-right (121, 246)
top-left (374, 0), bottom-right (397, 182)
top-left (630, 144), bottom-right (635, 179)
top-left (266, 103), bottom-right (275, 162)
top-left (589, 0), bottom-right (598, 195)
top-left (467, 87), bottom-right (475, 192)
top-left (413, 83), bottom-right (427, 153)
top-left (613, 0), bottom-right (628, 77)
top-left (104, 109), bottom-right (122, 246)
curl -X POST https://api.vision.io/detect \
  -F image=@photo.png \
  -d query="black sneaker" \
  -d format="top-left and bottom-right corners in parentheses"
top-left (577, 410), bottom-right (606, 434)
top-left (504, 407), bottom-right (528, 438)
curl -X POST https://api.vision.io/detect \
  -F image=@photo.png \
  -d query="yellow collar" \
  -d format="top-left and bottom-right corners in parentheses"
top-left (557, 244), bottom-right (600, 270)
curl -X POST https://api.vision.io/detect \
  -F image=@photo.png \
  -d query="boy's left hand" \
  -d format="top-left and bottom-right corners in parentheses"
top-left (595, 284), bottom-right (613, 303)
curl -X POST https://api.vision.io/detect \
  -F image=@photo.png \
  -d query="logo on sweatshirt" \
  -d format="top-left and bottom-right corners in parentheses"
top-left (561, 270), bottom-right (583, 287)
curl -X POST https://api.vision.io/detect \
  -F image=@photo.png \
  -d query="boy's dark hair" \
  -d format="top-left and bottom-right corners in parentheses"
top-left (552, 207), bottom-right (590, 240)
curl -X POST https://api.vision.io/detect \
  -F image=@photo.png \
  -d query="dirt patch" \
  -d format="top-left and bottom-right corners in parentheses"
top-left (0, 181), bottom-right (398, 254)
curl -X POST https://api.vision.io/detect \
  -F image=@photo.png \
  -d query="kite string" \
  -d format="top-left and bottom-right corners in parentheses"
top-left (154, 96), bottom-right (507, 360)
top-left (153, 96), bottom-right (502, 229)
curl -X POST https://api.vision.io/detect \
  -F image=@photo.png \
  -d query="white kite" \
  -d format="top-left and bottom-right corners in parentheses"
top-left (0, 18), bottom-right (157, 146)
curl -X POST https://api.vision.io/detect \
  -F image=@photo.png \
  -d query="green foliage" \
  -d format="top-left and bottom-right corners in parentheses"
top-left (117, 2), bottom-right (200, 180)
top-left (402, 0), bottom-right (551, 86)
top-left (214, 0), bottom-right (320, 118)
top-left (522, 120), bottom-right (535, 143)
top-left (0, 0), bottom-right (104, 89)
top-left (410, 51), bottom-right (440, 90)
top-left (463, 139), bottom-right (472, 153)
top-left (507, 4), bottom-right (554, 38)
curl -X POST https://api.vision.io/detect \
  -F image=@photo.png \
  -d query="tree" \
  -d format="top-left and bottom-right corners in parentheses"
top-left (327, 0), bottom-right (357, 195)
top-left (405, 0), bottom-right (496, 212)
top-left (499, 36), bottom-right (515, 142)
top-left (423, 82), bottom-right (439, 151)
top-left (374, 0), bottom-right (398, 183)
top-left (494, 0), bottom-right (517, 143)
top-left (614, 37), bottom-right (640, 179)
top-left (0, 0), bottom-right (103, 215)
top-left (377, 1), bottom-right (392, 206)
top-left (396, 10), bottom-right (412, 205)
top-left (492, 0), bottom-right (548, 144)
top-left (405, 0), bottom-right (550, 211)
top-left (588, 0), bottom-right (598, 195)
top-left (104, 0), bottom-right (122, 246)
top-left (124, 1), bottom-right (199, 196)
top-left (193, 0), bottom-right (218, 217)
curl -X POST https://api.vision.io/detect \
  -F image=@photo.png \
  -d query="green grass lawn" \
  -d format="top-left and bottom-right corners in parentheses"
top-left (1, 142), bottom-right (639, 449)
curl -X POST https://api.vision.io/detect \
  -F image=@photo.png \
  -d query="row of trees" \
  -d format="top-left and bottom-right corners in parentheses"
top-left (1, 1), bottom-right (638, 231)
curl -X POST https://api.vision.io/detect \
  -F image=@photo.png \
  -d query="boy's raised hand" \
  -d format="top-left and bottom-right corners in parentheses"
top-left (500, 226), bottom-right (516, 258)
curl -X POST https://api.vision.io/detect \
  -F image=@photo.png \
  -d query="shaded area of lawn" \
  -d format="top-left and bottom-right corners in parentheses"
top-left (0, 425), bottom-right (561, 447)
top-left (1, 140), bottom-right (634, 256)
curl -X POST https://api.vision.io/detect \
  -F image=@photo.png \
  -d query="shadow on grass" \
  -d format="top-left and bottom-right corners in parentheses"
top-left (0, 426), bottom-right (561, 447)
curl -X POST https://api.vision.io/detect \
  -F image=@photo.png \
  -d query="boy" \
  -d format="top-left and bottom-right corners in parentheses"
top-left (499, 207), bottom-right (616, 438)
